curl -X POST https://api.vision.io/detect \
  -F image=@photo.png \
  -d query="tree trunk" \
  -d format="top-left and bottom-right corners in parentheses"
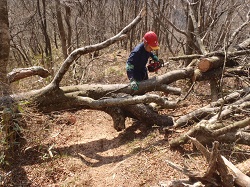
top-left (37, 0), bottom-right (53, 74)
top-left (174, 89), bottom-right (248, 127)
top-left (0, 0), bottom-right (19, 162)
top-left (198, 56), bottom-right (238, 73)
top-left (198, 56), bottom-right (224, 72)
top-left (56, 0), bottom-right (68, 59)
top-left (65, 5), bottom-right (72, 55)
top-left (0, 0), bottom-right (10, 96)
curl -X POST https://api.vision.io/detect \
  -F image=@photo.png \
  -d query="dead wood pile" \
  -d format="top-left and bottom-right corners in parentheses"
top-left (164, 138), bottom-right (250, 187)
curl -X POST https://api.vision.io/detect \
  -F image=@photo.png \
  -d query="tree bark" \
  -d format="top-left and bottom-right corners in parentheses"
top-left (56, 0), bottom-right (68, 59)
top-left (198, 56), bottom-right (224, 72)
top-left (217, 131), bottom-right (250, 145)
top-left (174, 89), bottom-right (248, 127)
top-left (236, 38), bottom-right (250, 50)
top-left (37, 0), bottom-right (53, 74)
top-left (236, 159), bottom-right (250, 177)
top-left (167, 139), bottom-right (238, 186)
top-left (122, 103), bottom-right (173, 127)
top-left (0, 0), bottom-right (10, 96)
top-left (222, 156), bottom-right (250, 187)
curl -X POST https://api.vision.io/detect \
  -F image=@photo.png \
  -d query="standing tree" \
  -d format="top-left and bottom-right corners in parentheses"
top-left (0, 0), bottom-right (10, 95)
top-left (0, 0), bottom-right (16, 163)
top-left (55, 0), bottom-right (72, 60)
top-left (37, 0), bottom-right (53, 74)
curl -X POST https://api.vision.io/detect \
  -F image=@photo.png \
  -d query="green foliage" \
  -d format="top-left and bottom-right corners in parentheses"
top-left (17, 100), bottom-right (30, 113)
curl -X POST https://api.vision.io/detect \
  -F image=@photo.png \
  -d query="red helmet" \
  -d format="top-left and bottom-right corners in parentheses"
top-left (143, 31), bottom-right (159, 50)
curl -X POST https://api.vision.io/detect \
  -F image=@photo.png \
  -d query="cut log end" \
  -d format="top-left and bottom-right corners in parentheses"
top-left (198, 59), bottom-right (212, 72)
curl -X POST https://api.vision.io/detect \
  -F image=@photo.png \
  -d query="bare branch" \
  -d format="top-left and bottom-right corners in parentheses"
top-left (186, 1), bottom-right (207, 54)
top-left (208, 95), bottom-right (250, 124)
top-left (169, 49), bottom-right (250, 61)
top-left (7, 66), bottom-right (50, 83)
top-left (51, 7), bottom-right (146, 87)
top-left (221, 156), bottom-right (250, 187)
top-left (72, 94), bottom-right (177, 109)
top-left (212, 117), bottom-right (250, 136)
top-left (149, 0), bottom-right (188, 37)
top-left (227, 10), bottom-right (250, 49)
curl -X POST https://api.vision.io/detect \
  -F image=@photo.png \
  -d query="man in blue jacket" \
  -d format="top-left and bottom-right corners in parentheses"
top-left (126, 31), bottom-right (160, 91)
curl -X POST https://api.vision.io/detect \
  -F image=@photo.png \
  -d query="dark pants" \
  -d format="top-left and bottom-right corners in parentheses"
top-left (127, 70), bottom-right (148, 82)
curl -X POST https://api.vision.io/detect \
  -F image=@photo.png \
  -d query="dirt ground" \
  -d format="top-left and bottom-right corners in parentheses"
top-left (1, 49), bottom-right (250, 187)
top-left (7, 108), bottom-right (201, 187)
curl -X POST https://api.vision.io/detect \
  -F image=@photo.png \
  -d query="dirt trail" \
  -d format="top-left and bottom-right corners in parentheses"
top-left (10, 109), bottom-right (190, 187)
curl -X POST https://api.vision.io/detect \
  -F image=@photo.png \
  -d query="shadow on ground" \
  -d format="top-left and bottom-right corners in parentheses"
top-left (3, 121), bottom-right (168, 186)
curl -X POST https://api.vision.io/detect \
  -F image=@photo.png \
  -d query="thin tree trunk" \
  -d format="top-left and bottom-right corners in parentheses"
top-left (0, 0), bottom-right (10, 96)
top-left (37, 0), bottom-right (53, 74)
top-left (56, 0), bottom-right (68, 59)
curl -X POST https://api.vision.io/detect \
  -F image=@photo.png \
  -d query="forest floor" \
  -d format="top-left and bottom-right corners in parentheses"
top-left (1, 49), bottom-right (250, 187)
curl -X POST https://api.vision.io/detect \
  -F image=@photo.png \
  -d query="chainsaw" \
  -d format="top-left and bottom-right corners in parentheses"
top-left (147, 59), bottom-right (164, 72)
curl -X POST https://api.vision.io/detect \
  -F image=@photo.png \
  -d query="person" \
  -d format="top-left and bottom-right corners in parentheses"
top-left (126, 31), bottom-right (160, 91)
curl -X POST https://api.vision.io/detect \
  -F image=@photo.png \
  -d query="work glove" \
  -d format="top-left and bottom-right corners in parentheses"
top-left (152, 54), bottom-right (159, 62)
top-left (130, 79), bottom-right (139, 91)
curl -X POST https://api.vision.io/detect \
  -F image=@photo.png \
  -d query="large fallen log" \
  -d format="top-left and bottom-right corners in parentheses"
top-left (197, 56), bottom-right (238, 73)
top-left (1, 66), bottom-right (194, 112)
top-left (1, 67), bottom-right (192, 132)
top-left (208, 100), bottom-right (250, 124)
top-left (198, 56), bottom-right (224, 72)
top-left (104, 101), bottom-right (174, 131)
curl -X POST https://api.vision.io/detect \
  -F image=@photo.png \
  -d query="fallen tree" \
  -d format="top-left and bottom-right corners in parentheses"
top-left (2, 8), bottom-right (188, 131)
top-left (1, 7), bottom-right (249, 133)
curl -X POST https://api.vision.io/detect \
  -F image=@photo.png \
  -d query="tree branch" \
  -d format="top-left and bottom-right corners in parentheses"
top-left (169, 49), bottom-right (250, 61)
top-left (7, 66), bottom-right (50, 83)
top-left (72, 94), bottom-right (177, 109)
top-left (227, 10), bottom-right (250, 49)
top-left (51, 7), bottom-right (146, 87)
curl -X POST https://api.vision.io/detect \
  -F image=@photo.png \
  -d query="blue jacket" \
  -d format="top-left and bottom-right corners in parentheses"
top-left (126, 43), bottom-right (157, 81)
